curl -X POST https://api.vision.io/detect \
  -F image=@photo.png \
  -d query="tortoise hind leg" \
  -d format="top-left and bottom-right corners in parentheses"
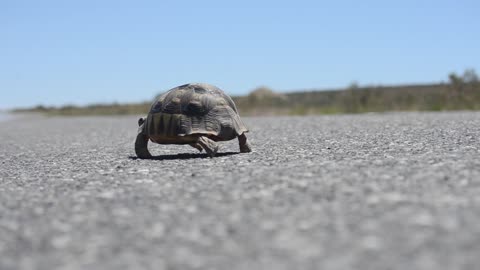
top-left (197, 136), bottom-right (218, 157)
top-left (135, 132), bottom-right (152, 159)
top-left (135, 118), bottom-right (152, 159)
top-left (238, 133), bottom-right (252, 153)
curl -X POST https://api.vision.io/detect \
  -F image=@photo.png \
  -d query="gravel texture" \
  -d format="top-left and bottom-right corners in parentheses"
top-left (1, 112), bottom-right (480, 270)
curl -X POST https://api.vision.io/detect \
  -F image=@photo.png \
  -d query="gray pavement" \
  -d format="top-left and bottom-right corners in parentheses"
top-left (1, 112), bottom-right (480, 270)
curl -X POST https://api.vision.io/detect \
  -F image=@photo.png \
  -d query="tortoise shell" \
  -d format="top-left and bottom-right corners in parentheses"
top-left (143, 83), bottom-right (248, 144)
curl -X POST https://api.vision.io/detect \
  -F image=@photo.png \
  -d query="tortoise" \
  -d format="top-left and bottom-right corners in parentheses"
top-left (135, 83), bottom-right (252, 158)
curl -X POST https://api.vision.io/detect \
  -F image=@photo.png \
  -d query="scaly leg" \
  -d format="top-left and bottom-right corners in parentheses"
top-left (135, 118), bottom-right (152, 159)
top-left (238, 133), bottom-right (252, 153)
top-left (197, 136), bottom-right (219, 157)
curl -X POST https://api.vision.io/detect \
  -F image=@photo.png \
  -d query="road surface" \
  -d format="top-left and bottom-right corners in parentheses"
top-left (1, 112), bottom-right (480, 270)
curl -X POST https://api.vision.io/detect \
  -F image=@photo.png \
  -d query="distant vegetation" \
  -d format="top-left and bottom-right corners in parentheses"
top-left (13, 69), bottom-right (480, 116)
top-left (16, 102), bottom-right (152, 116)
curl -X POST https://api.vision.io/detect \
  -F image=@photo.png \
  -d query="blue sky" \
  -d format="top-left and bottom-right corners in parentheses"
top-left (1, 0), bottom-right (479, 109)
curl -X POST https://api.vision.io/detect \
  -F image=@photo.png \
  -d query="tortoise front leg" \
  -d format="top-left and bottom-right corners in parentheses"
top-left (238, 133), bottom-right (252, 153)
top-left (197, 136), bottom-right (219, 157)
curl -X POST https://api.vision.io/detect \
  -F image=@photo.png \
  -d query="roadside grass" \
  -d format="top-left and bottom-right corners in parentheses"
top-left (13, 70), bottom-right (480, 116)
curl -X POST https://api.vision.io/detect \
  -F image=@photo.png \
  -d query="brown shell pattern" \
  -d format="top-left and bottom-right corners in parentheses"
top-left (145, 83), bottom-right (248, 141)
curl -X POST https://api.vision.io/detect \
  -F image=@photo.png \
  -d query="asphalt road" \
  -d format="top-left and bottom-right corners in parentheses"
top-left (1, 112), bottom-right (480, 270)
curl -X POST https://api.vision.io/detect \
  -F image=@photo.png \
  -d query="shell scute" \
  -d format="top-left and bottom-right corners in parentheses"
top-left (145, 83), bottom-right (248, 142)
